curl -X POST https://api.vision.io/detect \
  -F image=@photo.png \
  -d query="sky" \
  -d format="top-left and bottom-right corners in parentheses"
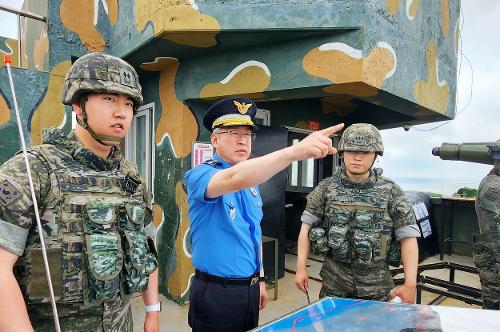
top-left (377, 0), bottom-right (500, 194)
top-left (0, 0), bottom-right (22, 39)
top-left (0, 1), bottom-right (498, 195)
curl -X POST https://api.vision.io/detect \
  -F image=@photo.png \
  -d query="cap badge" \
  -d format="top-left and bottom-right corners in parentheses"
top-left (353, 135), bottom-right (365, 144)
top-left (119, 68), bottom-right (134, 87)
top-left (234, 100), bottom-right (252, 114)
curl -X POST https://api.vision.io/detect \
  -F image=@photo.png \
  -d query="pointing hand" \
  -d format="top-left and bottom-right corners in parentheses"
top-left (290, 123), bottom-right (344, 161)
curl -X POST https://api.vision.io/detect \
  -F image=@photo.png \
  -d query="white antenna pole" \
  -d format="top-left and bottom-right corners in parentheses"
top-left (3, 55), bottom-right (61, 332)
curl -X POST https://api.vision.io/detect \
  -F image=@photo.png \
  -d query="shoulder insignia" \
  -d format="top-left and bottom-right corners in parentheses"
top-left (0, 179), bottom-right (22, 206)
top-left (203, 159), bottom-right (221, 167)
top-left (250, 187), bottom-right (258, 197)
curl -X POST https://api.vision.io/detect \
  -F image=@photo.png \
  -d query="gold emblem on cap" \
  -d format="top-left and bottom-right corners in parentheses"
top-left (234, 101), bottom-right (252, 114)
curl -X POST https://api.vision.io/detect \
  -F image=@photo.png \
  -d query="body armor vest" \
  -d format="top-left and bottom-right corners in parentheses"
top-left (15, 144), bottom-right (156, 306)
top-left (310, 171), bottom-right (401, 267)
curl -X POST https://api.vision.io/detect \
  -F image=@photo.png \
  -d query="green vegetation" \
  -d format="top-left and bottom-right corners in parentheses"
top-left (454, 187), bottom-right (478, 198)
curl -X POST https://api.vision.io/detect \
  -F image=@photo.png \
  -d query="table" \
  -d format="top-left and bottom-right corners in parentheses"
top-left (253, 297), bottom-right (500, 331)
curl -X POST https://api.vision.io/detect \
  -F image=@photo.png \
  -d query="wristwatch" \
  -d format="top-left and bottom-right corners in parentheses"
top-left (144, 302), bottom-right (161, 312)
top-left (258, 276), bottom-right (266, 282)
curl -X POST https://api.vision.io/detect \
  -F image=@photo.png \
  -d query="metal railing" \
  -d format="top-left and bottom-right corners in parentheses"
top-left (0, 3), bottom-right (46, 68)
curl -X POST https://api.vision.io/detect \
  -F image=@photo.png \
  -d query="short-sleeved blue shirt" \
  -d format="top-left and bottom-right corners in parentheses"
top-left (185, 155), bottom-right (263, 278)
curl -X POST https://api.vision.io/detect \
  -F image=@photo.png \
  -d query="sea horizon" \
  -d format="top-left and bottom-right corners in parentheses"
top-left (393, 176), bottom-right (481, 196)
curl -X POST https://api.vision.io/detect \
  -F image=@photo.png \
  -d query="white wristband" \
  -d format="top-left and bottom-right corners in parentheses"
top-left (144, 302), bottom-right (161, 312)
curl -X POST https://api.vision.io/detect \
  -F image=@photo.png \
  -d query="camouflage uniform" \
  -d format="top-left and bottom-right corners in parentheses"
top-left (473, 167), bottom-right (500, 310)
top-left (304, 123), bottom-right (420, 300)
top-left (0, 128), bottom-right (157, 331)
top-left (305, 169), bottom-right (419, 299)
top-left (0, 52), bottom-right (157, 331)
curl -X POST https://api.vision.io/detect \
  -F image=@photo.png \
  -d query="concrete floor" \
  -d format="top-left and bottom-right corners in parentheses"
top-left (131, 253), bottom-right (483, 331)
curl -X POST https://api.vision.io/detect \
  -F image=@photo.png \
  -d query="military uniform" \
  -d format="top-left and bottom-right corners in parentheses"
top-left (473, 168), bottom-right (500, 310)
top-left (304, 123), bottom-right (420, 300)
top-left (0, 129), bottom-right (156, 331)
top-left (0, 128), bottom-right (157, 331)
top-left (305, 168), bottom-right (419, 299)
top-left (0, 52), bottom-right (158, 331)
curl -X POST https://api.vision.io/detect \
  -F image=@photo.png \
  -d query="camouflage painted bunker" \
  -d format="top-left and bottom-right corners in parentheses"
top-left (0, 0), bottom-right (460, 303)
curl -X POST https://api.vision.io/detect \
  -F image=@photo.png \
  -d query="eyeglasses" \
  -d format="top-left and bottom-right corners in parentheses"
top-left (215, 130), bottom-right (256, 142)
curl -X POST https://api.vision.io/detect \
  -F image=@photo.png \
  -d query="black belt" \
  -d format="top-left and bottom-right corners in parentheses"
top-left (195, 270), bottom-right (260, 286)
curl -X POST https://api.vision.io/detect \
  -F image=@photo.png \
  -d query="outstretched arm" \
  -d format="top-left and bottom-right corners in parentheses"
top-left (0, 247), bottom-right (33, 332)
top-left (205, 124), bottom-right (344, 199)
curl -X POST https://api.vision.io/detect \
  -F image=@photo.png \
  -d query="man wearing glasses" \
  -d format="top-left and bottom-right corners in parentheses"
top-left (185, 97), bottom-right (343, 331)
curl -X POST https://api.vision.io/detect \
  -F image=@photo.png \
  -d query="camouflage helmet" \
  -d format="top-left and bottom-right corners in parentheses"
top-left (338, 123), bottom-right (384, 156)
top-left (61, 52), bottom-right (143, 106)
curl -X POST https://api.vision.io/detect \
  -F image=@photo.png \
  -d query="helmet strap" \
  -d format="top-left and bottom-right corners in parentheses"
top-left (76, 95), bottom-right (89, 129)
top-left (76, 95), bottom-right (123, 146)
top-left (369, 155), bottom-right (378, 169)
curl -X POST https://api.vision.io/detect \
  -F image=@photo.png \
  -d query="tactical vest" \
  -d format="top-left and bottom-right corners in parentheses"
top-left (15, 144), bottom-right (156, 307)
top-left (310, 171), bottom-right (401, 267)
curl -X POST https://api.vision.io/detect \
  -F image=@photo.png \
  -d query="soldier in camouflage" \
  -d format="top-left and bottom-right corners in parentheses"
top-left (295, 123), bottom-right (421, 303)
top-left (0, 52), bottom-right (160, 331)
top-left (473, 140), bottom-right (500, 310)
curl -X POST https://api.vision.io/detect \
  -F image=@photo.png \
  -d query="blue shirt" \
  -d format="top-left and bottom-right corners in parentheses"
top-left (185, 155), bottom-right (263, 278)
